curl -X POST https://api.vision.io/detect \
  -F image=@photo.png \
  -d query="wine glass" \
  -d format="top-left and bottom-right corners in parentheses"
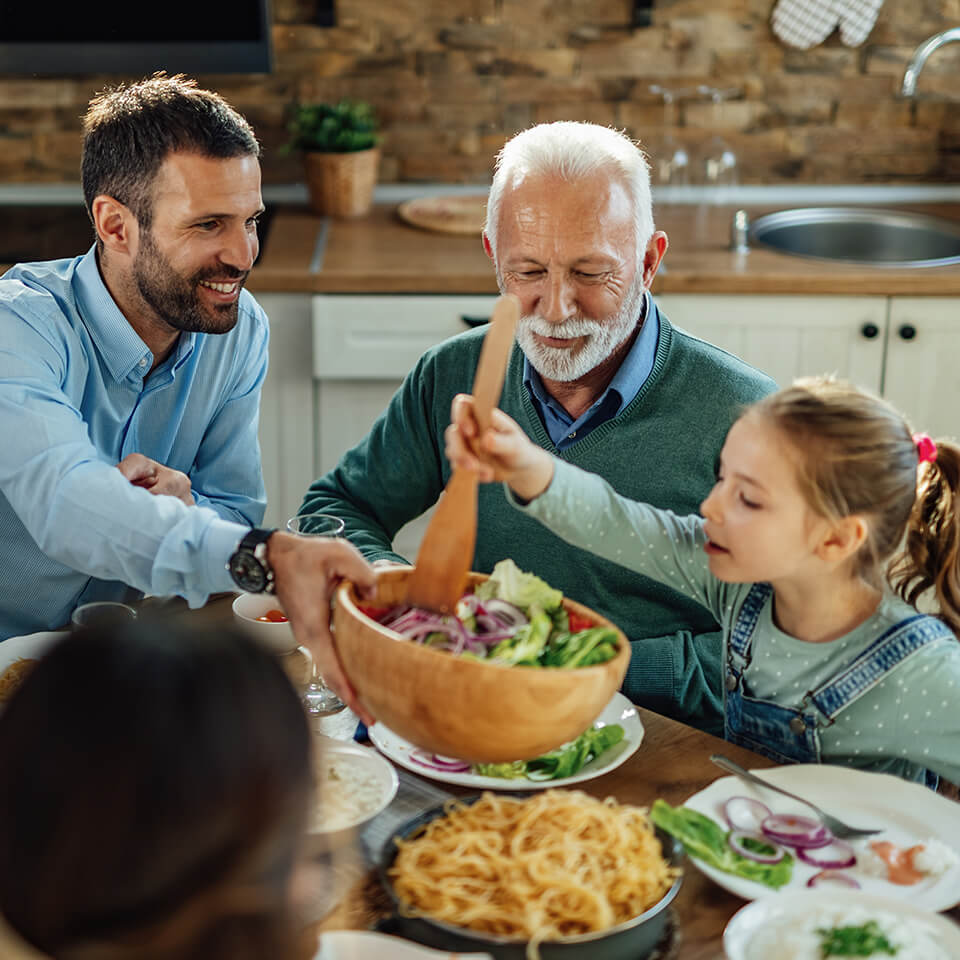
top-left (285, 512), bottom-right (347, 716)
top-left (696, 86), bottom-right (740, 245)
top-left (648, 85), bottom-right (692, 187)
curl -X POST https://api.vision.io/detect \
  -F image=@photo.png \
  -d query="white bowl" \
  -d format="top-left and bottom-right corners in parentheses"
top-left (231, 593), bottom-right (296, 655)
top-left (307, 741), bottom-right (398, 853)
top-left (315, 930), bottom-right (492, 960)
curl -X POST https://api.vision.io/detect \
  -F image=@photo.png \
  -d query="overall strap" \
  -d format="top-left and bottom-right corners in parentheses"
top-left (810, 614), bottom-right (954, 721)
top-left (728, 583), bottom-right (773, 660)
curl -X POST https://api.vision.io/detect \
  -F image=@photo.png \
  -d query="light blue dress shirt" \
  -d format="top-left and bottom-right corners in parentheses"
top-left (523, 292), bottom-right (659, 451)
top-left (0, 247), bottom-right (268, 639)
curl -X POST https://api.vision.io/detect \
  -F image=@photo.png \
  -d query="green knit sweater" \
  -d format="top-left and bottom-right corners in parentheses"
top-left (302, 309), bottom-right (776, 731)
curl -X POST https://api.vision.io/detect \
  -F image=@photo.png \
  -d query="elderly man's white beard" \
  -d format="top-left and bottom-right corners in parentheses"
top-left (514, 281), bottom-right (646, 383)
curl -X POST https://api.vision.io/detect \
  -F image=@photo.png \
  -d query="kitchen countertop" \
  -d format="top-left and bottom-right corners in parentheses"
top-left (250, 201), bottom-right (960, 297)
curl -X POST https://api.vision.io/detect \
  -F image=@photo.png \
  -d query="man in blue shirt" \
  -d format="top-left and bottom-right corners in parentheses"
top-left (0, 75), bottom-right (373, 715)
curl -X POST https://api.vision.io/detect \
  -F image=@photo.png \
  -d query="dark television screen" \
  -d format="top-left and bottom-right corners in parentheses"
top-left (0, 0), bottom-right (272, 74)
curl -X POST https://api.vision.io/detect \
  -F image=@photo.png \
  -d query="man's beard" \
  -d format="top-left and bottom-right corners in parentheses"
top-left (133, 230), bottom-right (247, 335)
top-left (515, 279), bottom-right (646, 382)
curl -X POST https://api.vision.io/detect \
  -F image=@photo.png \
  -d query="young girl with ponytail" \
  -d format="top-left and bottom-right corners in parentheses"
top-left (446, 375), bottom-right (960, 786)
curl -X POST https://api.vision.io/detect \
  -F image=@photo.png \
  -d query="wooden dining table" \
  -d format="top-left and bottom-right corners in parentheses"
top-left (183, 594), bottom-right (960, 958)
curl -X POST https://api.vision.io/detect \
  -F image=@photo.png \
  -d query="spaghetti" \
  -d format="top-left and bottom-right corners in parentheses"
top-left (388, 789), bottom-right (677, 958)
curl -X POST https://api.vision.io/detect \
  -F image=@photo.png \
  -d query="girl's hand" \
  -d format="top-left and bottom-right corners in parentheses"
top-left (445, 394), bottom-right (554, 501)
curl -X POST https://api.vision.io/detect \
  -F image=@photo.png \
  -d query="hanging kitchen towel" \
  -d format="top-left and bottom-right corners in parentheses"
top-left (837, 0), bottom-right (885, 46)
top-left (771, 0), bottom-right (843, 49)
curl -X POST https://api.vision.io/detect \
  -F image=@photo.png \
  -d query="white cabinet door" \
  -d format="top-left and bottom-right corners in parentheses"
top-left (255, 294), bottom-right (314, 529)
top-left (655, 294), bottom-right (888, 393)
top-left (884, 298), bottom-right (960, 440)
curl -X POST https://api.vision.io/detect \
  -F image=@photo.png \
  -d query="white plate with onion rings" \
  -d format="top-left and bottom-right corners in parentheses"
top-left (369, 692), bottom-right (643, 790)
top-left (683, 764), bottom-right (960, 911)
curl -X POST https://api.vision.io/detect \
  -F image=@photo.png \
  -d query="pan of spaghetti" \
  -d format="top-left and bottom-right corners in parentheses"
top-left (378, 789), bottom-right (683, 960)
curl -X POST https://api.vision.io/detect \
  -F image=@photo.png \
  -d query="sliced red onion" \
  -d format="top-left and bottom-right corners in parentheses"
top-left (728, 829), bottom-right (786, 864)
top-left (409, 750), bottom-right (471, 773)
top-left (797, 838), bottom-right (857, 869)
top-left (807, 870), bottom-right (861, 889)
top-left (481, 598), bottom-right (528, 627)
top-left (761, 814), bottom-right (833, 849)
top-left (723, 796), bottom-right (772, 834)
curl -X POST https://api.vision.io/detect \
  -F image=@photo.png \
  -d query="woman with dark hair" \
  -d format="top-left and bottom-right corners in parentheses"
top-left (0, 619), bottom-right (313, 959)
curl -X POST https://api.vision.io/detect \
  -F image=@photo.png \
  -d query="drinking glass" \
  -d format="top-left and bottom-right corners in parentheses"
top-left (648, 85), bottom-right (692, 187)
top-left (285, 513), bottom-right (347, 715)
top-left (71, 601), bottom-right (138, 630)
top-left (698, 86), bottom-right (739, 192)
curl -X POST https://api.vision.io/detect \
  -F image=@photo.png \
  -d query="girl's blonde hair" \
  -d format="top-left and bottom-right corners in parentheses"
top-left (753, 376), bottom-right (960, 634)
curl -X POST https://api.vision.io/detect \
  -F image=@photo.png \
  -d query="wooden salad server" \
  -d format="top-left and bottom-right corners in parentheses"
top-left (404, 293), bottom-right (520, 614)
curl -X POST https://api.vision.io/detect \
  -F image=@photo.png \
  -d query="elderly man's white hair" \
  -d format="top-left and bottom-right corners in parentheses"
top-left (484, 121), bottom-right (654, 270)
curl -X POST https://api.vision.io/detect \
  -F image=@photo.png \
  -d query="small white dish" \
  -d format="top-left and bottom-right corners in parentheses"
top-left (231, 593), bottom-right (296, 654)
top-left (307, 741), bottom-right (398, 852)
top-left (369, 692), bottom-right (643, 790)
top-left (724, 889), bottom-right (960, 960)
top-left (315, 929), bottom-right (492, 960)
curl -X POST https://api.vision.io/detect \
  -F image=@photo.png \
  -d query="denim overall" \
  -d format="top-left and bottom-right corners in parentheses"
top-left (724, 583), bottom-right (950, 788)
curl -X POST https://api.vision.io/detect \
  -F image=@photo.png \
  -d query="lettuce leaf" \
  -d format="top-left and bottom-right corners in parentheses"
top-left (650, 799), bottom-right (794, 889)
top-left (475, 558), bottom-right (563, 613)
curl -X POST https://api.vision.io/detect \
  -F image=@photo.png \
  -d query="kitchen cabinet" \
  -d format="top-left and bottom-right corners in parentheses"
top-left (884, 298), bottom-right (960, 440)
top-left (255, 293), bottom-right (315, 529)
top-left (656, 294), bottom-right (959, 438)
top-left (654, 294), bottom-right (887, 394)
top-left (313, 294), bottom-right (499, 559)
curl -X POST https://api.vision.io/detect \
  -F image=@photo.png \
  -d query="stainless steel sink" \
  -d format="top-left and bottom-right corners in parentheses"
top-left (747, 207), bottom-right (960, 268)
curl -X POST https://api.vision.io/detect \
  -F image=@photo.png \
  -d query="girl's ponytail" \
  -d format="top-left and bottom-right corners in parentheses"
top-left (890, 441), bottom-right (960, 634)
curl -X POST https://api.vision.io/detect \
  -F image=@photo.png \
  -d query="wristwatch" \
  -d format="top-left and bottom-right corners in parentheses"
top-left (227, 527), bottom-right (277, 594)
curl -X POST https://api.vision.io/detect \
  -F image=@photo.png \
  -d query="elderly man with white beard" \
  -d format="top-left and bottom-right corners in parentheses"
top-left (301, 122), bottom-right (775, 733)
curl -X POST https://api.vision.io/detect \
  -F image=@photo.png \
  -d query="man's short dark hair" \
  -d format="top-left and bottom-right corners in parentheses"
top-left (81, 72), bottom-right (261, 230)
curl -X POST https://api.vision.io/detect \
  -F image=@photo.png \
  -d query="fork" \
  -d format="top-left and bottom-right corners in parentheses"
top-left (710, 754), bottom-right (882, 840)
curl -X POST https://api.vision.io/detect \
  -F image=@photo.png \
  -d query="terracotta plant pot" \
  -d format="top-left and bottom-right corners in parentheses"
top-left (332, 567), bottom-right (631, 763)
top-left (303, 147), bottom-right (379, 218)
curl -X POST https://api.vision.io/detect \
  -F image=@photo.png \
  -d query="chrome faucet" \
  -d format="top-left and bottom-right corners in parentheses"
top-left (901, 28), bottom-right (960, 97)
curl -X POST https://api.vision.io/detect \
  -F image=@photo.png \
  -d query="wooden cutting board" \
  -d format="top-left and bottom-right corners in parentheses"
top-left (396, 195), bottom-right (488, 235)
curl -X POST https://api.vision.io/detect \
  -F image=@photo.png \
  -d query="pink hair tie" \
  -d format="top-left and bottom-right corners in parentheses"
top-left (913, 433), bottom-right (937, 464)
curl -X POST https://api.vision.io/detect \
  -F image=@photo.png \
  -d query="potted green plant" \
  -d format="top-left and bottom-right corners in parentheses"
top-left (285, 100), bottom-right (380, 218)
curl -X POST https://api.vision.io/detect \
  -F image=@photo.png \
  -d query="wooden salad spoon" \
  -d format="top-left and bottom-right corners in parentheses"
top-left (404, 293), bottom-right (520, 614)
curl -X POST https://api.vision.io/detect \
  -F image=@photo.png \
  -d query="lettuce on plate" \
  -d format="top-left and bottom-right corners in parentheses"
top-left (650, 799), bottom-right (794, 889)
top-left (473, 724), bottom-right (625, 781)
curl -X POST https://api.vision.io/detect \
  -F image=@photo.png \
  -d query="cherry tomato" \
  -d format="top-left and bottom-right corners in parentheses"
top-left (358, 605), bottom-right (391, 622)
top-left (568, 611), bottom-right (594, 633)
top-left (255, 609), bottom-right (288, 623)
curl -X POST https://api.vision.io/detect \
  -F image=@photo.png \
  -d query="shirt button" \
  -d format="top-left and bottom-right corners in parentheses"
top-left (138, 358), bottom-right (148, 368)
top-left (568, 430), bottom-right (577, 439)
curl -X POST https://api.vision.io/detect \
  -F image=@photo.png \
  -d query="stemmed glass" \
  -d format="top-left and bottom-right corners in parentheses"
top-left (285, 512), bottom-right (347, 716)
top-left (696, 86), bottom-right (740, 245)
top-left (648, 85), bottom-right (692, 187)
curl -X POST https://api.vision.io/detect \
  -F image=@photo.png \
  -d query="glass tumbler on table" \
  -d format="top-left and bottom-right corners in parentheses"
top-left (285, 513), bottom-right (348, 716)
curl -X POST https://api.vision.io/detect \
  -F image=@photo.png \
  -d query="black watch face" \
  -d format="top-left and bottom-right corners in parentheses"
top-left (230, 551), bottom-right (267, 593)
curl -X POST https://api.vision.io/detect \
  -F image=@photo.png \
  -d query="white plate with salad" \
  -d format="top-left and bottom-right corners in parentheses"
top-left (369, 691), bottom-right (643, 790)
top-left (652, 764), bottom-right (960, 911)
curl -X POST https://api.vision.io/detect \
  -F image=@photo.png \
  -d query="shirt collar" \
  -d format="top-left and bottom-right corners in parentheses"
top-left (523, 290), bottom-right (654, 422)
top-left (74, 246), bottom-right (196, 382)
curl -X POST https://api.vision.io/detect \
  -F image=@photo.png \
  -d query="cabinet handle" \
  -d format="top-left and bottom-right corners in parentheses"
top-left (898, 323), bottom-right (917, 341)
top-left (461, 315), bottom-right (490, 328)
top-left (860, 322), bottom-right (879, 340)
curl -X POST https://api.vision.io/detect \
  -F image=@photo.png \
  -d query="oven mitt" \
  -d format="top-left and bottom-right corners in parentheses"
top-left (837, 0), bottom-right (885, 46)
top-left (771, 0), bottom-right (842, 49)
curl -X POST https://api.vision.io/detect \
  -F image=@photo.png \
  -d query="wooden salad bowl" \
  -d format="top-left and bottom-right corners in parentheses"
top-left (333, 567), bottom-right (631, 764)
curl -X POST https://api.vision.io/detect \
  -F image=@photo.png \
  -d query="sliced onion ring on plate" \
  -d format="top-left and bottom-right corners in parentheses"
top-left (797, 838), bottom-right (857, 869)
top-left (728, 829), bottom-right (786, 864)
top-left (807, 869), bottom-right (861, 888)
top-left (409, 750), bottom-right (471, 773)
top-left (761, 813), bottom-right (833, 849)
top-left (723, 796), bottom-right (772, 833)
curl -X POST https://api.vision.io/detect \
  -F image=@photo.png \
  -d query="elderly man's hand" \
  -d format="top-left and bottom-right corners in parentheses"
top-left (446, 394), bottom-right (555, 501)
top-left (116, 453), bottom-right (194, 506)
top-left (267, 531), bottom-right (377, 725)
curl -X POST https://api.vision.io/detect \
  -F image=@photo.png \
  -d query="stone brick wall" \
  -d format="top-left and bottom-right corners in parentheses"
top-left (0, 0), bottom-right (957, 185)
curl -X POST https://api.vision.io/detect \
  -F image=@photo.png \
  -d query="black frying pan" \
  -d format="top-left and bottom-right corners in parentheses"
top-left (376, 796), bottom-right (685, 960)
